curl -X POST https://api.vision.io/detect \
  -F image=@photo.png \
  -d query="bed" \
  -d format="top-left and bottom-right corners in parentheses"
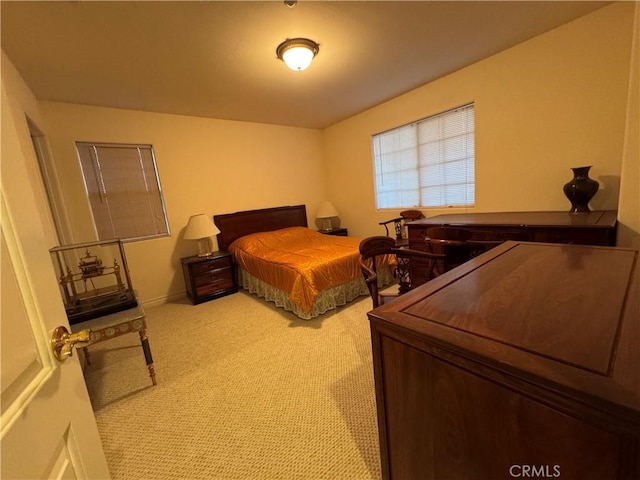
top-left (214, 205), bottom-right (394, 319)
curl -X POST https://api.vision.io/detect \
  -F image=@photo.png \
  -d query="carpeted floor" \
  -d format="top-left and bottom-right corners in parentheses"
top-left (82, 290), bottom-right (382, 479)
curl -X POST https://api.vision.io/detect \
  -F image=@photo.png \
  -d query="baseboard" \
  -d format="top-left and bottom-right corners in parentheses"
top-left (141, 291), bottom-right (188, 309)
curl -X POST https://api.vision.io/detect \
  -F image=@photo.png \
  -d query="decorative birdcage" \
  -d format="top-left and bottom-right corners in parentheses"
top-left (49, 239), bottom-right (137, 324)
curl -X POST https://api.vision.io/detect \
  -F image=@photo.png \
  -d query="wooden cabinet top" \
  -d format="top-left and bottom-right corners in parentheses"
top-left (180, 251), bottom-right (230, 265)
top-left (369, 241), bottom-right (639, 417)
top-left (408, 210), bottom-right (617, 229)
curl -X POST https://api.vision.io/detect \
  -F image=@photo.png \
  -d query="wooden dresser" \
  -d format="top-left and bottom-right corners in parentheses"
top-left (407, 210), bottom-right (618, 249)
top-left (368, 241), bottom-right (639, 480)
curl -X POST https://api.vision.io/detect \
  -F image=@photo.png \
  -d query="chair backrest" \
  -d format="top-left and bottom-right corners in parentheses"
top-left (425, 226), bottom-right (474, 273)
top-left (391, 245), bottom-right (444, 294)
top-left (359, 236), bottom-right (396, 308)
top-left (378, 209), bottom-right (425, 245)
top-left (359, 236), bottom-right (444, 307)
top-left (400, 209), bottom-right (425, 222)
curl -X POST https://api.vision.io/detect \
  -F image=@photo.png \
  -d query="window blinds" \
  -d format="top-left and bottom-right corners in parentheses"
top-left (76, 143), bottom-right (169, 241)
top-left (373, 103), bottom-right (475, 209)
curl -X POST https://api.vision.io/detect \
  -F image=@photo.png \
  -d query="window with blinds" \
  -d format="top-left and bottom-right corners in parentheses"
top-left (372, 103), bottom-right (475, 209)
top-left (76, 142), bottom-right (170, 241)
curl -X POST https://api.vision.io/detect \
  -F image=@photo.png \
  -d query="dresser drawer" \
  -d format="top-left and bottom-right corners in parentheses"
top-left (530, 228), bottom-right (613, 246)
top-left (409, 225), bottom-right (531, 247)
top-left (407, 211), bottom-right (617, 250)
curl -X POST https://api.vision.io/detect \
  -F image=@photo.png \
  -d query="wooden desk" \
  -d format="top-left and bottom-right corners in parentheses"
top-left (72, 302), bottom-right (156, 386)
top-left (368, 241), bottom-right (639, 479)
top-left (408, 210), bottom-right (617, 250)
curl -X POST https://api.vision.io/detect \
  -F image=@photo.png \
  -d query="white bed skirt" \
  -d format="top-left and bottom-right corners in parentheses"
top-left (236, 266), bottom-right (395, 320)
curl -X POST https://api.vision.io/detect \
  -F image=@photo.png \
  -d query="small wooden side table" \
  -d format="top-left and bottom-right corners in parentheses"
top-left (71, 302), bottom-right (156, 386)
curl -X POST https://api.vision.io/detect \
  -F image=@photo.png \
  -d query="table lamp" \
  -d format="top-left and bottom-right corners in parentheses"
top-left (316, 201), bottom-right (339, 231)
top-left (184, 214), bottom-right (220, 257)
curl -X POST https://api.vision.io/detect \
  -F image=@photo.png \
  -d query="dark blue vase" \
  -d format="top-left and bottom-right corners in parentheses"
top-left (563, 166), bottom-right (599, 213)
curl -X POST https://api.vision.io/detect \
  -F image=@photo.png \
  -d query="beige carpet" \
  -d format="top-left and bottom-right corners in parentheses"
top-left (82, 290), bottom-right (382, 479)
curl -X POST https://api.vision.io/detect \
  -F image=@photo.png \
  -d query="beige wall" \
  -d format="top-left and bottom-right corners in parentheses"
top-left (324, 2), bottom-right (637, 238)
top-left (38, 102), bottom-right (326, 305)
top-left (1, 52), bottom-right (58, 245)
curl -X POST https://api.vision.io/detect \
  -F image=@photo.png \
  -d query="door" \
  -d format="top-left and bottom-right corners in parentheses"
top-left (1, 77), bottom-right (110, 479)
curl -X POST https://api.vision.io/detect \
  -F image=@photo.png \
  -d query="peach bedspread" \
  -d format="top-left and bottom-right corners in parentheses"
top-left (229, 227), bottom-right (368, 314)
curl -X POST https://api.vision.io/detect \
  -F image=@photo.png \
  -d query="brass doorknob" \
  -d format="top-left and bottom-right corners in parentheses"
top-left (51, 326), bottom-right (92, 362)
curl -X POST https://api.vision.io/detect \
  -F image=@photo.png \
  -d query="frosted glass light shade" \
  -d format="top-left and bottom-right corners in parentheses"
top-left (276, 38), bottom-right (319, 71)
top-left (282, 47), bottom-right (314, 71)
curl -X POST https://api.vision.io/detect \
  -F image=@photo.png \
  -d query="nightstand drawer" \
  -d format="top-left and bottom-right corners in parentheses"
top-left (191, 256), bottom-right (232, 274)
top-left (195, 277), bottom-right (235, 296)
top-left (193, 268), bottom-right (232, 286)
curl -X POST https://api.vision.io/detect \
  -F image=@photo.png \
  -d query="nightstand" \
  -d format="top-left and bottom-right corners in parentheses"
top-left (181, 251), bottom-right (238, 305)
top-left (318, 228), bottom-right (348, 236)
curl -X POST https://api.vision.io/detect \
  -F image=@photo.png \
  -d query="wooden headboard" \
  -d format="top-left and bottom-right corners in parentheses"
top-left (214, 205), bottom-right (308, 250)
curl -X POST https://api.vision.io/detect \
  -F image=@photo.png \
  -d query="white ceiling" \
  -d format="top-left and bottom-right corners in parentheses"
top-left (1, 1), bottom-right (611, 129)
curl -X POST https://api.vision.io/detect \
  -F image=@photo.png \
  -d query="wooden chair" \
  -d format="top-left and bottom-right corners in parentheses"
top-left (425, 226), bottom-right (474, 275)
top-left (359, 236), bottom-right (444, 307)
top-left (378, 209), bottom-right (424, 247)
top-left (359, 236), bottom-right (399, 308)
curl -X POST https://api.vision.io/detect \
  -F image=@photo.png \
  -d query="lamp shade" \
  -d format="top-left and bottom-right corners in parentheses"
top-left (184, 214), bottom-right (220, 240)
top-left (316, 201), bottom-right (338, 232)
top-left (184, 214), bottom-right (220, 257)
top-left (316, 201), bottom-right (339, 219)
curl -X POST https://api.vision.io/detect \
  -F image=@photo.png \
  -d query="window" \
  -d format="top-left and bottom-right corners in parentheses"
top-left (372, 103), bottom-right (475, 209)
top-left (76, 142), bottom-right (170, 241)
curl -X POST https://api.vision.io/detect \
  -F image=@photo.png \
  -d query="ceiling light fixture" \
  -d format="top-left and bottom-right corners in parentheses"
top-left (276, 38), bottom-right (319, 71)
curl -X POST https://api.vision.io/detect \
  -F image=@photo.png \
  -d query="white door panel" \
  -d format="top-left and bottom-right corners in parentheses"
top-left (1, 234), bottom-right (42, 415)
top-left (1, 73), bottom-right (110, 479)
